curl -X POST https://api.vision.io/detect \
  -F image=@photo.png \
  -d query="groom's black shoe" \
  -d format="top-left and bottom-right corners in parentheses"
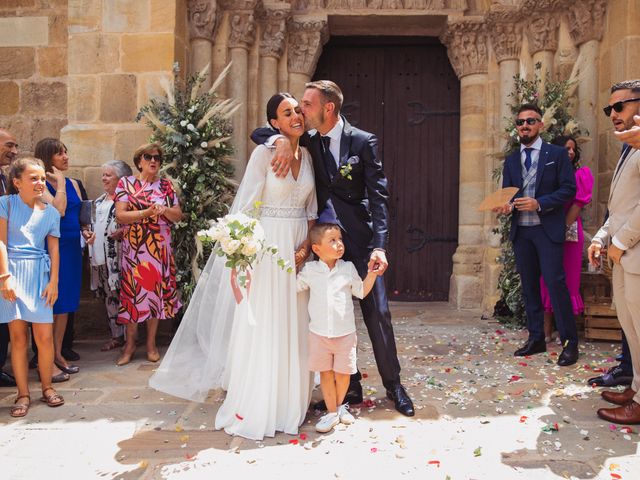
top-left (557, 343), bottom-right (579, 367)
top-left (314, 382), bottom-right (363, 411)
top-left (514, 339), bottom-right (546, 357)
top-left (387, 384), bottom-right (414, 417)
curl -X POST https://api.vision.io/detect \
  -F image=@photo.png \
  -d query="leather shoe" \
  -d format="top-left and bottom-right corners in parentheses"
top-left (386, 384), bottom-right (415, 417)
top-left (557, 344), bottom-right (579, 367)
top-left (51, 372), bottom-right (70, 383)
top-left (602, 387), bottom-right (637, 406)
top-left (597, 400), bottom-right (640, 425)
top-left (0, 370), bottom-right (16, 387)
top-left (314, 382), bottom-right (363, 411)
top-left (514, 339), bottom-right (546, 357)
top-left (55, 361), bottom-right (79, 374)
top-left (61, 348), bottom-right (80, 361)
top-left (587, 365), bottom-right (633, 387)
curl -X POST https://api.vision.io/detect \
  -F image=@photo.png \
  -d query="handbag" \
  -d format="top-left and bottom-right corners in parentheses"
top-left (565, 221), bottom-right (578, 242)
top-left (79, 200), bottom-right (93, 226)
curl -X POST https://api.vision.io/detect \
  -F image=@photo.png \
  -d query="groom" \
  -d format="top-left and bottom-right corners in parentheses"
top-left (251, 80), bottom-right (414, 417)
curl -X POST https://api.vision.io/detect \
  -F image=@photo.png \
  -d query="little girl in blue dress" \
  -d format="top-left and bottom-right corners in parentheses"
top-left (0, 157), bottom-right (63, 417)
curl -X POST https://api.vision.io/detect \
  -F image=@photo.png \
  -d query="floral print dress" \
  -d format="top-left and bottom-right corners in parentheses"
top-left (115, 175), bottom-right (182, 324)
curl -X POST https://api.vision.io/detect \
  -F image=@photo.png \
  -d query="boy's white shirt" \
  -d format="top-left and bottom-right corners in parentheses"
top-left (297, 259), bottom-right (364, 338)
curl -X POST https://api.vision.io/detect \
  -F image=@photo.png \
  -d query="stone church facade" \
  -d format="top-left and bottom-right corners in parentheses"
top-left (1, 0), bottom-right (639, 311)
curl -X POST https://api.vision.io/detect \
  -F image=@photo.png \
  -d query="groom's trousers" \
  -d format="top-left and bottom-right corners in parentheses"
top-left (344, 243), bottom-right (402, 391)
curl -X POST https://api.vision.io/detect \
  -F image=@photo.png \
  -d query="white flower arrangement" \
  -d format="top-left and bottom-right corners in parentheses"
top-left (198, 203), bottom-right (293, 287)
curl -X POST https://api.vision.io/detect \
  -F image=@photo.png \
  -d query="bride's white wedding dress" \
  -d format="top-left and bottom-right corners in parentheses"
top-left (150, 145), bottom-right (316, 440)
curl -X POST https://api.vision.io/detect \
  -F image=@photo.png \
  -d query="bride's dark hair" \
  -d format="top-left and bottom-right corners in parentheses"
top-left (266, 92), bottom-right (295, 130)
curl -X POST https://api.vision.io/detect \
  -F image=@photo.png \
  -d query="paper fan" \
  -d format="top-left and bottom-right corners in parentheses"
top-left (477, 187), bottom-right (519, 212)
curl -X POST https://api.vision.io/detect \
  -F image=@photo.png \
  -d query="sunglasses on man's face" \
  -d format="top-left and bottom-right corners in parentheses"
top-left (515, 118), bottom-right (541, 127)
top-left (603, 98), bottom-right (640, 117)
top-left (142, 153), bottom-right (162, 162)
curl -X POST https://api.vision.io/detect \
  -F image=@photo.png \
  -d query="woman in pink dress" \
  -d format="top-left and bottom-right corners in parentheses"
top-left (114, 143), bottom-right (183, 366)
top-left (540, 135), bottom-right (594, 343)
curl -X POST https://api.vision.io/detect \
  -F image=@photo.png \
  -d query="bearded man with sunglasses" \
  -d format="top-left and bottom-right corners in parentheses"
top-left (495, 104), bottom-right (577, 366)
top-left (589, 80), bottom-right (640, 425)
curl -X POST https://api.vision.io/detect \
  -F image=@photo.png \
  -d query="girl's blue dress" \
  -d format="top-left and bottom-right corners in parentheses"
top-left (0, 195), bottom-right (60, 323)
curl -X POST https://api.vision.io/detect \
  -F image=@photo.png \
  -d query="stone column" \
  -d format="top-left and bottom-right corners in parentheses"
top-left (523, 0), bottom-right (561, 84)
top-left (487, 6), bottom-right (523, 134)
top-left (564, 0), bottom-right (607, 229)
top-left (286, 18), bottom-right (328, 100)
top-left (258, 5), bottom-right (289, 119)
top-left (485, 7), bottom-right (524, 310)
top-left (224, 2), bottom-right (257, 179)
top-left (441, 19), bottom-right (490, 309)
top-left (188, 0), bottom-right (219, 91)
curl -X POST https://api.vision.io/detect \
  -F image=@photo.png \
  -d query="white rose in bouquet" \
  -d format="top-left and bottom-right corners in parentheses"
top-left (197, 202), bottom-right (293, 293)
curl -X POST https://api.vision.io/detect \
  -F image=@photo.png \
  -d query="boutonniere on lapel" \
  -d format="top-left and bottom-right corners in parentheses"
top-left (339, 156), bottom-right (360, 180)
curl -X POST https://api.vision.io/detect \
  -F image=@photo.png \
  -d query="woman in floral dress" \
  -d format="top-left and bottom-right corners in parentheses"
top-left (114, 143), bottom-right (182, 366)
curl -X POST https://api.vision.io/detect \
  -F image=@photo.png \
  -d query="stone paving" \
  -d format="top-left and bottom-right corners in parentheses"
top-left (1, 303), bottom-right (639, 480)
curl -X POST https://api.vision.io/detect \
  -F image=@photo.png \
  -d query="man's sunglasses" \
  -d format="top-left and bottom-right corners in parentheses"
top-left (515, 118), bottom-right (541, 126)
top-left (603, 98), bottom-right (640, 117)
top-left (142, 153), bottom-right (162, 162)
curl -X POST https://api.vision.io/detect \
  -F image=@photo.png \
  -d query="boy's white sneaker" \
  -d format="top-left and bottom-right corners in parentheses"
top-left (338, 404), bottom-right (355, 425)
top-left (315, 412), bottom-right (340, 433)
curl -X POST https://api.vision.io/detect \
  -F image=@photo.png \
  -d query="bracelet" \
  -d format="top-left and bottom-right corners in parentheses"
top-left (0, 273), bottom-right (10, 280)
top-left (56, 190), bottom-right (67, 196)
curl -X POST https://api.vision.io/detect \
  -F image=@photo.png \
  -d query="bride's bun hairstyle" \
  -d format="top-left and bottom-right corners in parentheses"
top-left (266, 92), bottom-right (295, 130)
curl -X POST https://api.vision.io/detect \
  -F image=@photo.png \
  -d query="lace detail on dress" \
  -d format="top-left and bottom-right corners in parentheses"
top-left (259, 206), bottom-right (307, 219)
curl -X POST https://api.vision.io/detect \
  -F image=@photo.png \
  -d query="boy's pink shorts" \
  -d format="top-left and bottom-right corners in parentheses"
top-left (308, 331), bottom-right (357, 375)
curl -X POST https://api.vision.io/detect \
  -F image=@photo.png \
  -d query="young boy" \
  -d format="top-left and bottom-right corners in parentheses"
top-left (297, 223), bottom-right (381, 433)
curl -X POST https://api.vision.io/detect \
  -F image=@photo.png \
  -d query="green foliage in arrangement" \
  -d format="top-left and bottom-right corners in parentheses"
top-left (493, 63), bottom-right (587, 325)
top-left (137, 64), bottom-right (239, 306)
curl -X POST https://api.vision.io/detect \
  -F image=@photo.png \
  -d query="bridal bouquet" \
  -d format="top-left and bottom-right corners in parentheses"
top-left (198, 207), bottom-right (292, 301)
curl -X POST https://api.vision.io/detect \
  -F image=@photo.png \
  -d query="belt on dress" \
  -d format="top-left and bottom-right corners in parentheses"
top-left (7, 247), bottom-right (51, 294)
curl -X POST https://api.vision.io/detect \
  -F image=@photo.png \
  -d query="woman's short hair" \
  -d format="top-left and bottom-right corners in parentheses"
top-left (552, 135), bottom-right (581, 168)
top-left (34, 138), bottom-right (66, 173)
top-left (132, 143), bottom-right (163, 172)
top-left (102, 160), bottom-right (133, 179)
top-left (8, 157), bottom-right (45, 195)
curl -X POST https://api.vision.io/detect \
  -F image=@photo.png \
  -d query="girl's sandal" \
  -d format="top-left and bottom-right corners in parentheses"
top-left (10, 395), bottom-right (30, 418)
top-left (40, 387), bottom-right (64, 407)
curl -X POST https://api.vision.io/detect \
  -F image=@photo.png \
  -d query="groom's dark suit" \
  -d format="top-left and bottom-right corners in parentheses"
top-left (252, 117), bottom-right (402, 391)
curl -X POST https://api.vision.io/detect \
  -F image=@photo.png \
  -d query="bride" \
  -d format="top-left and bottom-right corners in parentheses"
top-left (149, 93), bottom-right (316, 440)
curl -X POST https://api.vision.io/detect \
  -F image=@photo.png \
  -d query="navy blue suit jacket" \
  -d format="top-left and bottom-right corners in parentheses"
top-left (251, 117), bottom-right (390, 254)
top-left (502, 141), bottom-right (576, 244)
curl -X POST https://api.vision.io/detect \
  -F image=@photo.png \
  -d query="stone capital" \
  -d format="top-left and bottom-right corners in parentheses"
top-left (228, 11), bottom-right (257, 50)
top-left (564, 0), bottom-right (607, 46)
top-left (259, 5), bottom-right (290, 58)
top-left (220, 0), bottom-right (260, 10)
top-left (286, 17), bottom-right (328, 76)
top-left (525, 12), bottom-right (559, 54)
top-left (188, 0), bottom-right (219, 41)
top-left (486, 5), bottom-right (523, 63)
top-left (441, 19), bottom-right (488, 79)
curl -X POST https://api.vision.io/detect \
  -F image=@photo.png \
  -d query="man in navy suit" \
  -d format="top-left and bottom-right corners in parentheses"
top-left (251, 80), bottom-right (414, 416)
top-left (495, 104), bottom-right (578, 366)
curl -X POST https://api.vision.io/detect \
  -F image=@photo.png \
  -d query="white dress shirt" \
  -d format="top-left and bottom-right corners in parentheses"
top-left (321, 117), bottom-right (344, 169)
top-left (297, 259), bottom-right (364, 338)
top-left (520, 135), bottom-right (542, 169)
